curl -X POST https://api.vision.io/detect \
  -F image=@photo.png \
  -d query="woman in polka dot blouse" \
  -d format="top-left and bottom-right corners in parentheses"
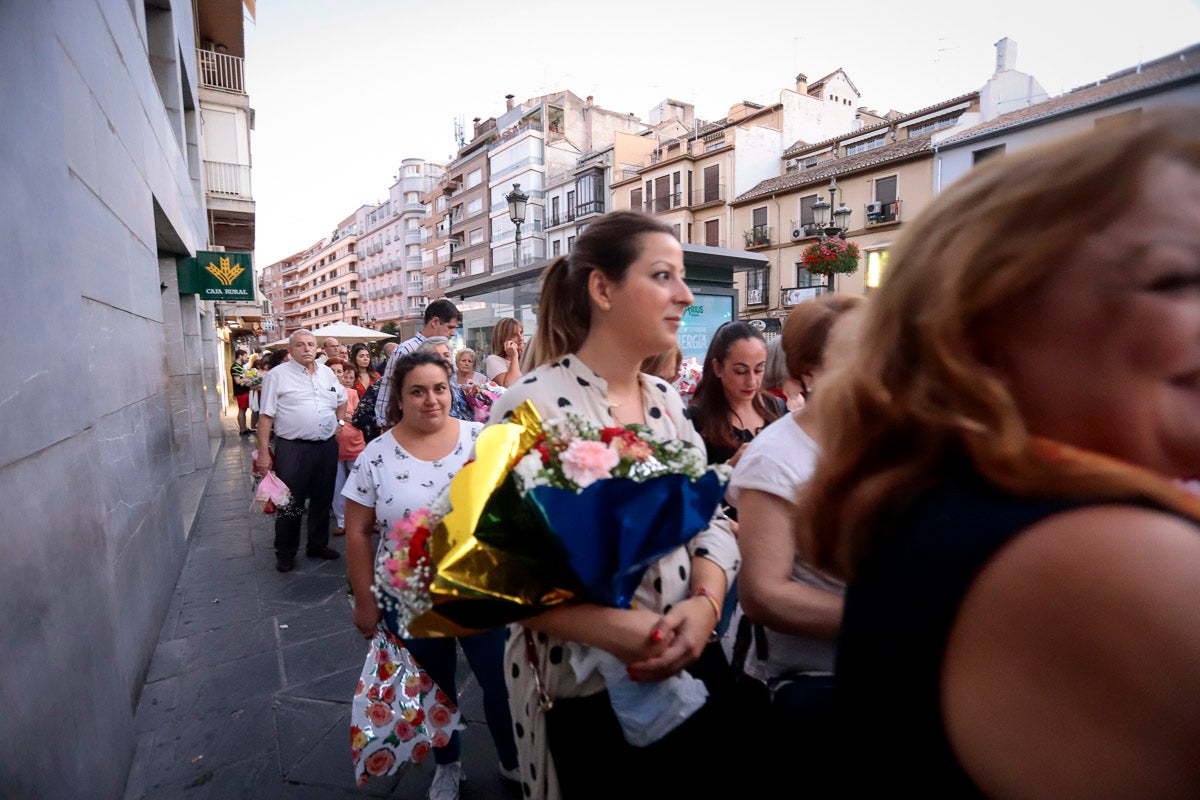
top-left (485, 211), bottom-right (741, 800)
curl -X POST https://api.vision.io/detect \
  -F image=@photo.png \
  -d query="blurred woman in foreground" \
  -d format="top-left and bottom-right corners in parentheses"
top-left (798, 109), bottom-right (1200, 797)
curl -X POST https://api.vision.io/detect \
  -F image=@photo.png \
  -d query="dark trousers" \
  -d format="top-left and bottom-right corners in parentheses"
top-left (272, 436), bottom-right (338, 557)
top-left (403, 630), bottom-right (519, 769)
top-left (545, 644), bottom-right (739, 799)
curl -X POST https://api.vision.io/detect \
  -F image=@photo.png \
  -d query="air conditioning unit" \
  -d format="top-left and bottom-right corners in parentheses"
top-left (866, 201), bottom-right (884, 220)
top-left (792, 228), bottom-right (804, 240)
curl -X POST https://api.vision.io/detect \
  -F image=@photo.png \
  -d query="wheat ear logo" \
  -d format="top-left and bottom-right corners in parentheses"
top-left (205, 256), bottom-right (244, 286)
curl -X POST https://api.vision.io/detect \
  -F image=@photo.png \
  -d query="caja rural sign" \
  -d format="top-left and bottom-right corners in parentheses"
top-left (176, 251), bottom-right (255, 301)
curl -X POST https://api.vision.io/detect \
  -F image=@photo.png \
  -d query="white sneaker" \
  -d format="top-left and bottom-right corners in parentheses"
top-left (428, 761), bottom-right (465, 800)
top-left (498, 762), bottom-right (521, 783)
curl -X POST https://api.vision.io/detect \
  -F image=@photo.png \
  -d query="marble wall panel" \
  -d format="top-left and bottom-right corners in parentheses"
top-left (0, 428), bottom-right (133, 800)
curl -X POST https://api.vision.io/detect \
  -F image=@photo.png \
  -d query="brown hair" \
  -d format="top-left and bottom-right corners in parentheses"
top-left (797, 107), bottom-right (1200, 580)
top-left (781, 294), bottom-right (865, 396)
top-left (640, 346), bottom-right (683, 382)
top-left (533, 211), bottom-right (675, 366)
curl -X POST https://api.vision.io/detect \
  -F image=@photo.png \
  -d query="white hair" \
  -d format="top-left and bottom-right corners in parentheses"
top-left (289, 329), bottom-right (314, 344)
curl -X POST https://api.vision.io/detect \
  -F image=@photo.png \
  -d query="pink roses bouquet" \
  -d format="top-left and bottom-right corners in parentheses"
top-left (673, 357), bottom-right (702, 400)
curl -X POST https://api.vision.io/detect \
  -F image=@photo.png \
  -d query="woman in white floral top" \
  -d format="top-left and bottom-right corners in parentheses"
top-left (343, 352), bottom-right (519, 800)
top-left (485, 211), bottom-right (741, 800)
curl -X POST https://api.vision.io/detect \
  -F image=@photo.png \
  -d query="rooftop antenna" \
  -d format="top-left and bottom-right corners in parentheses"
top-left (454, 115), bottom-right (466, 150)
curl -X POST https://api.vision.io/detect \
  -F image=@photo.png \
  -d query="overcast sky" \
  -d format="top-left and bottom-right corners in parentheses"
top-left (244, 0), bottom-right (1200, 267)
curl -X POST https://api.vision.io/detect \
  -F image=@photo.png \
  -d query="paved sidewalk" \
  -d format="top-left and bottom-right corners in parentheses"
top-left (124, 417), bottom-right (521, 800)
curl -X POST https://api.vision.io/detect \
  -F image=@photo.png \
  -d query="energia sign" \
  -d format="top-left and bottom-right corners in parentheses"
top-left (176, 251), bottom-right (255, 301)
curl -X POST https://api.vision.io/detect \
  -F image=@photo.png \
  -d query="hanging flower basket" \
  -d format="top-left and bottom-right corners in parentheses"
top-left (801, 237), bottom-right (861, 276)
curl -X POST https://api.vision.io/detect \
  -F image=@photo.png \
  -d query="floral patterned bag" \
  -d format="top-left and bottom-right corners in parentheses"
top-left (351, 625), bottom-right (463, 786)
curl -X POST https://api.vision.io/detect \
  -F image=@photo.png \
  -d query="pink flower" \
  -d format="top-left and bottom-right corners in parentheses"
top-left (559, 439), bottom-right (620, 488)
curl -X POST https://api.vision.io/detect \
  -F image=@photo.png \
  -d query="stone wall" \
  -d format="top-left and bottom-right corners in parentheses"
top-left (0, 2), bottom-right (218, 796)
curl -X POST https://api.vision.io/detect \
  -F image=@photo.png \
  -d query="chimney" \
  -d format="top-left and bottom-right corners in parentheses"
top-left (994, 37), bottom-right (1017, 74)
top-left (795, 73), bottom-right (808, 94)
top-left (472, 116), bottom-right (482, 137)
top-left (505, 94), bottom-right (515, 111)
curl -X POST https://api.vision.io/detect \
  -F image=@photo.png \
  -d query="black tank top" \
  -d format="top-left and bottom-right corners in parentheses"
top-left (834, 464), bottom-right (1081, 795)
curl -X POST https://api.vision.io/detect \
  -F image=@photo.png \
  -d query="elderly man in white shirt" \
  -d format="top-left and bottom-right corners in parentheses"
top-left (255, 330), bottom-right (348, 572)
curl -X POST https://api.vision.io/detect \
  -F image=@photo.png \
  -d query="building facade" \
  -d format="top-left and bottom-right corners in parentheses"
top-left (0, 1), bottom-right (254, 795)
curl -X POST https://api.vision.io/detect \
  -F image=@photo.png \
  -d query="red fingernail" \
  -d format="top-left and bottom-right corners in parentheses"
top-left (650, 629), bottom-right (664, 643)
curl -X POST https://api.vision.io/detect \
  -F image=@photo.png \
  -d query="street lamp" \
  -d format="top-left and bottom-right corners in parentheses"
top-left (810, 178), bottom-right (852, 239)
top-left (505, 183), bottom-right (528, 268)
top-left (338, 287), bottom-right (348, 321)
top-left (808, 178), bottom-right (854, 294)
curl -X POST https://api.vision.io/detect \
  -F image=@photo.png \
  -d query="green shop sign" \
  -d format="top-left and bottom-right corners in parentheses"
top-left (176, 250), bottom-right (255, 301)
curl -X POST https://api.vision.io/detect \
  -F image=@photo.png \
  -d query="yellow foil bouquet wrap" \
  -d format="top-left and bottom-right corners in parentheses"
top-left (374, 399), bottom-right (730, 639)
top-left (400, 401), bottom-right (582, 637)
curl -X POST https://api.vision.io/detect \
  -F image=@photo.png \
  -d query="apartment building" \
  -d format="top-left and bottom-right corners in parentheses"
top-left (278, 213), bottom-right (360, 333)
top-left (424, 117), bottom-right (498, 301)
top-left (730, 38), bottom-right (1049, 323)
top-left (198, 4), bottom-right (259, 346)
top-left (359, 159), bottom-right (443, 332)
top-left (610, 70), bottom-right (864, 254)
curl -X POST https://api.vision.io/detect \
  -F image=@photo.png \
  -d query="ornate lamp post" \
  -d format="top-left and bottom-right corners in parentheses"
top-left (505, 183), bottom-right (528, 268)
top-left (804, 178), bottom-right (856, 294)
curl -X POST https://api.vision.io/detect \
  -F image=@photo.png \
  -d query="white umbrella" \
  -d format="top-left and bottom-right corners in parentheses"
top-left (305, 321), bottom-right (397, 346)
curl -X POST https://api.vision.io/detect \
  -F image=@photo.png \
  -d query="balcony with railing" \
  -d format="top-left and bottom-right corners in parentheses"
top-left (204, 160), bottom-right (252, 198)
top-left (644, 192), bottom-right (686, 215)
top-left (690, 184), bottom-right (726, 209)
top-left (780, 285), bottom-right (830, 306)
top-left (744, 226), bottom-right (773, 249)
top-left (196, 49), bottom-right (245, 94)
top-left (865, 199), bottom-right (901, 226)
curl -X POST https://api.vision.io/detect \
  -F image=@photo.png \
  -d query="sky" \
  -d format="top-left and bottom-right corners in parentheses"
top-left (244, 0), bottom-right (1200, 268)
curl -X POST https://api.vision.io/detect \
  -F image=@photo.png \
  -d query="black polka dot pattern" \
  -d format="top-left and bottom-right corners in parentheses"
top-left (678, 564), bottom-right (687, 581)
top-left (656, 382), bottom-right (667, 393)
top-left (523, 376), bottom-right (538, 384)
top-left (548, 646), bottom-right (564, 665)
top-left (653, 577), bottom-right (662, 594)
top-left (694, 547), bottom-right (709, 557)
top-left (576, 377), bottom-right (590, 387)
top-left (557, 397), bottom-right (571, 407)
top-left (515, 721), bottom-right (525, 738)
top-left (561, 358), bottom-right (571, 367)
top-left (648, 407), bottom-right (662, 419)
top-left (511, 662), bottom-right (520, 679)
top-left (536, 632), bottom-right (548, 644)
top-left (502, 410), bottom-right (514, 421)
top-left (663, 603), bottom-right (673, 614)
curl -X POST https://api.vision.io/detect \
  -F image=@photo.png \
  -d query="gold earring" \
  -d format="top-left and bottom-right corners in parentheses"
top-left (599, 301), bottom-right (611, 311)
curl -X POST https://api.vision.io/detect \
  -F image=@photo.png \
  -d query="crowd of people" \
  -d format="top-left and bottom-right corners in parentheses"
top-left (240, 109), bottom-right (1200, 800)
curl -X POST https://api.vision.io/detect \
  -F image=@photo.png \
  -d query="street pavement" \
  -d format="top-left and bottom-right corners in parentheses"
top-left (124, 415), bottom-right (521, 800)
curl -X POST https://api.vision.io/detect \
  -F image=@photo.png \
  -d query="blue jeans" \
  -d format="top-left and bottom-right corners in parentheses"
top-left (402, 629), bottom-right (519, 769)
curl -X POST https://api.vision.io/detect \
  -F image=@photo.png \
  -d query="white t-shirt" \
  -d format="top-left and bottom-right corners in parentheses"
top-left (725, 413), bottom-right (844, 682)
top-left (484, 353), bottom-right (510, 381)
top-left (341, 420), bottom-right (482, 547)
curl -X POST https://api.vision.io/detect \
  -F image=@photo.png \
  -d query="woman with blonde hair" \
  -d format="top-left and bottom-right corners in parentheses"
top-left (799, 109), bottom-right (1200, 797)
top-left (484, 317), bottom-right (525, 387)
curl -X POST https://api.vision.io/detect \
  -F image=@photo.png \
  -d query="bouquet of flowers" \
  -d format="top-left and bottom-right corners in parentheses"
top-left (363, 400), bottom-right (731, 749)
top-left (673, 356), bottom-right (702, 400)
top-left (460, 380), bottom-right (506, 423)
top-left (243, 367), bottom-right (262, 387)
top-left (801, 236), bottom-right (861, 276)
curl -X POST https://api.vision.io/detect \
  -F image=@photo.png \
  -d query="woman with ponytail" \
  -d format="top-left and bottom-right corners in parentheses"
top-left (486, 211), bottom-right (741, 800)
